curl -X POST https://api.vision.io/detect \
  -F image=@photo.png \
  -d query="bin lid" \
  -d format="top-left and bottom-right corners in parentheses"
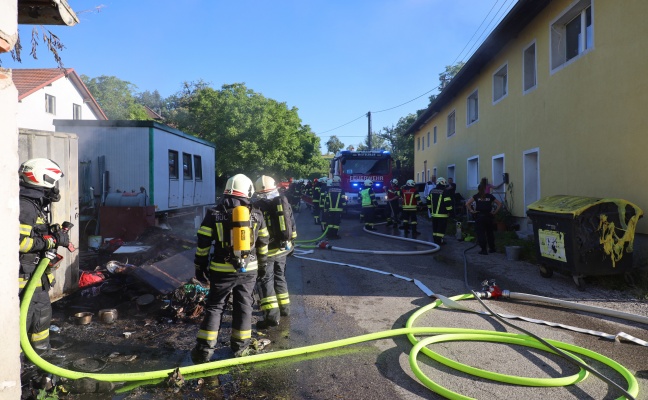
top-left (527, 195), bottom-right (643, 218)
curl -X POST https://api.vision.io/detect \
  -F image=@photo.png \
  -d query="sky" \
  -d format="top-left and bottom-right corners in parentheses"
top-left (3, 0), bottom-right (517, 153)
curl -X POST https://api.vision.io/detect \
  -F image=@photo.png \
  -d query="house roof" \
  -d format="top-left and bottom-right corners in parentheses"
top-left (404, 0), bottom-right (552, 136)
top-left (12, 68), bottom-right (108, 120)
top-left (18, 0), bottom-right (78, 26)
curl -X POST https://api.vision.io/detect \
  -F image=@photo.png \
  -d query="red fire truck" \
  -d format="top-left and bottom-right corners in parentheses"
top-left (330, 150), bottom-right (393, 214)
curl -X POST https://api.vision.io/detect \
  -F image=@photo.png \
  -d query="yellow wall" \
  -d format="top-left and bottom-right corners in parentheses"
top-left (414, 0), bottom-right (648, 233)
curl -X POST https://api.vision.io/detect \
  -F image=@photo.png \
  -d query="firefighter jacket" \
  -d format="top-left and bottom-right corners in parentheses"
top-left (323, 186), bottom-right (347, 212)
top-left (318, 184), bottom-right (328, 207)
top-left (359, 187), bottom-right (377, 207)
top-left (253, 194), bottom-right (297, 257)
top-left (312, 184), bottom-right (322, 206)
top-left (19, 185), bottom-right (55, 291)
top-left (400, 185), bottom-right (421, 211)
top-left (195, 196), bottom-right (269, 273)
top-left (386, 184), bottom-right (401, 202)
top-left (427, 185), bottom-right (454, 217)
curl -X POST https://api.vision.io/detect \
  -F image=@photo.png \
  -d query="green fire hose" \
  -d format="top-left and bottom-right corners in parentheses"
top-left (21, 255), bottom-right (639, 399)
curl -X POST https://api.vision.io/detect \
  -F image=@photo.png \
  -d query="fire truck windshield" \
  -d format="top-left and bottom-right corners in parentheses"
top-left (342, 158), bottom-right (390, 175)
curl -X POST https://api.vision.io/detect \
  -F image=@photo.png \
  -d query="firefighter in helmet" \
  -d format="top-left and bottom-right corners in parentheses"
top-left (427, 177), bottom-right (454, 245)
top-left (323, 176), bottom-right (347, 239)
top-left (385, 178), bottom-right (402, 228)
top-left (400, 179), bottom-right (422, 234)
top-left (359, 179), bottom-right (378, 231)
top-left (252, 175), bottom-right (297, 328)
top-left (19, 158), bottom-right (74, 355)
top-left (192, 174), bottom-right (269, 361)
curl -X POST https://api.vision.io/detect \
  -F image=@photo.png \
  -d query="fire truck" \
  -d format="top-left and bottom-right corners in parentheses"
top-left (330, 150), bottom-right (393, 214)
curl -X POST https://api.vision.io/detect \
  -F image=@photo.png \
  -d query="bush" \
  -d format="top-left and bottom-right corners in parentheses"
top-left (494, 231), bottom-right (536, 262)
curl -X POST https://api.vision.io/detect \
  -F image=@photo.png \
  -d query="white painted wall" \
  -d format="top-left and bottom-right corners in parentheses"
top-left (0, 10), bottom-right (23, 398)
top-left (17, 75), bottom-right (98, 131)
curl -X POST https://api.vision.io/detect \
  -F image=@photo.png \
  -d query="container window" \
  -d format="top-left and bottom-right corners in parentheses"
top-left (169, 150), bottom-right (179, 179)
top-left (194, 155), bottom-right (203, 180)
top-left (183, 153), bottom-right (193, 180)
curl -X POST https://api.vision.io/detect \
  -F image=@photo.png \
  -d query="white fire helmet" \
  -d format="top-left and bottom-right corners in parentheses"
top-left (224, 174), bottom-right (254, 198)
top-left (436, 177), bottom-right (447, 186)
top-left (364, 179), bottom-right (373, 187)
top-left (19, 158), bottom-right (64, 189)
top-left (331, 176), bottom-right (342, 185)
top-left (406, 179), bottom-right (415, 187)
top-left (391, 179), bottom-right (398, 185)
top-left (254, 175), bottom-right (276, 193)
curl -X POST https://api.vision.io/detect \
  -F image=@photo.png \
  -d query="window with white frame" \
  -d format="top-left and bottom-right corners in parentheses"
top-left (523, 42), bottom-right (537, 92)
top-left (416, 172), bottom-right (420, 182)
top-left (45, 94), bottom-right (56, 115)
top-left (551, 0), bottom-right (593, 71)
top-left (493, 64), bottom-right (508, 103)
top-left (467, 90), bottom-right (478, 125)
top-left (433, 126), bottom-right (437, 144)
top-left (447, 165), bottom-right (455, 183)
top-left (73, 103), bottom-right (82, 119)
top-left (447, 110), bottom-right (456, 137)
top-left (467, 156), bottom-right (479, 190)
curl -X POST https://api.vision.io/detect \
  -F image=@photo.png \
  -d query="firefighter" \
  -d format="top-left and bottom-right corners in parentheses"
top-left (192, 174), bottom-right (270, 361)
top-left (359, 179), bottom-right (378, 231)
top-left (427, 177), bottom-right (454, 245)
top-left (253, 175), bottom-right (297, 328)
top-left (400, 179), bottom-right (421, 235)
top-left (323, 176), bottom-right (347, 239)
top-left (385, 178), bottom-right (402, 228)
top-left (318, 177), bottom-right (329, 232)
top-left (19, 158), bottom-right (73, 355)
top-left (312, 178), bottom-right (321, 225)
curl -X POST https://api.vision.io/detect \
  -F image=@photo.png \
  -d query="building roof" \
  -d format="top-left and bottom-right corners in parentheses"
top-left (12, 68), bottom-right (108, 120)
top-left (17, 0), bottom-right (78, 26)
top-left (404, 0), bottom-right (552, 136)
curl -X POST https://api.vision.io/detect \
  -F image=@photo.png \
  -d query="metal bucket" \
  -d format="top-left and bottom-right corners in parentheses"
top-left (98, 309), bottom-right (118, 324)
top-left (506, 246), bottom-right (522, 261)
top-left (73, 312), bottom-right (93, 325)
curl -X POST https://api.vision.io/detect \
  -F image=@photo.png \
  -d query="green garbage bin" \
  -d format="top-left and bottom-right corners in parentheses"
top-left (527, 195), bottom-right (643, 287)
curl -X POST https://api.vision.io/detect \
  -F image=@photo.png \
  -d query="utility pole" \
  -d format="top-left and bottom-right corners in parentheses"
top-left (367, 111), bottom-right (372, 151)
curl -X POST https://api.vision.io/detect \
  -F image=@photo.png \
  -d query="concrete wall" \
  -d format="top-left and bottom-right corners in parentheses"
top-left (0, 1), bottom-right (23, 396)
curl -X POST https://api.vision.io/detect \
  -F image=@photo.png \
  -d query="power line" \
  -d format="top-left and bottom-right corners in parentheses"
top-left (319, 0), bottom-right (514, 136)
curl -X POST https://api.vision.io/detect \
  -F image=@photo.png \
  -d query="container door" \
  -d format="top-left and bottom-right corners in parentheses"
top-left (168, 150), bottom-right (180, 208)
top-left (193, 154), bottom-right (203, 205)
top-left (182, 152), bottom-right (195, 206)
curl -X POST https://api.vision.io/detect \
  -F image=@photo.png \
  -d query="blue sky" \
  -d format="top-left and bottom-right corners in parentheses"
top-left (4, 0), bottom-right (517, 152)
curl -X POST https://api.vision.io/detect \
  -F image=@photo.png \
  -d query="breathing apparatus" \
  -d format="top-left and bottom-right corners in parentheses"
top-left (231, 206), bottom-right (252, 272)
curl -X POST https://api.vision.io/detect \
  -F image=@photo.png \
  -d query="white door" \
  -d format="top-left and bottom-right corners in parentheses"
top-left (523, 149), bottom-right (540, 215)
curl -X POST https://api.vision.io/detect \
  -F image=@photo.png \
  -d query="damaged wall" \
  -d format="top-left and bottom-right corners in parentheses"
top-left (0, 2), bottom-right (23, 397)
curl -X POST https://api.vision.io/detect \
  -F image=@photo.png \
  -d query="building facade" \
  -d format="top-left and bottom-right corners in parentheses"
top-left (407, 0), bottom-right (648, 234)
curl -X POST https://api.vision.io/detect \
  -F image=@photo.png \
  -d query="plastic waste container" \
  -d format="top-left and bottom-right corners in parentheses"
top-left (527, 195), bottom-right (643, 287)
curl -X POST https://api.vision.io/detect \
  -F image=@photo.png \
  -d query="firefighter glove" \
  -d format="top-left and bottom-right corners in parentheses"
top-left (195, 264), bottom-right (209, 283)
top-left (53, 230), bottom-right (70, 247)
top-left (43, 235), bottom-right (57, 250)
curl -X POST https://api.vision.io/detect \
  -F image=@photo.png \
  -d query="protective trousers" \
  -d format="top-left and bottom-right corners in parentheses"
top-left (362, 206), bottom-right (376, 229)
top-left (272, 253), bottom-right (290, 316)
top-left (258, 256), bottom-right (281, 324)
top-left (475, 213), bottom-right (496, 252)
top-left (386, 200), bottom-right (400, 226)
top-left (196, 270), bottom-right (257, 352)
top-left (325, 210), bottom-right (342, 238)
top-left (432, 216), bottom-right (448, 244)
top-left (401, 209), bottom-right (418, 232)
top-left (21, 286), bottom-right (51, 353)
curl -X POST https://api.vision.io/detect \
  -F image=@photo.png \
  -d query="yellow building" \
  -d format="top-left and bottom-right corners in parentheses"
top-left (406, 0), bottom-right (648, 235)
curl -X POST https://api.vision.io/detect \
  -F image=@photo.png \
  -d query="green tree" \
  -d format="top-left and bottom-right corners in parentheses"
top-left (325, 135), bottom-right (345, 155)
top-left (82, 75), bottom-right (148, 120)
top-left (167, 82), bottom-right (323, 185)
top-left (377, 114), bottom-right (416, 169)
top-left (356, 134), bottom-right (386, 151)
top-left (136, 89), bottom-right (165, 116)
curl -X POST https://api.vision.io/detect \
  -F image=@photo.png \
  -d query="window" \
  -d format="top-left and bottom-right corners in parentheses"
top-left (467, 90), bottom-right (479, 125)
top-left (168, 150), bottom-right (179, 179)
top-left (433, 167), bottom-right (437, 178)
top-left (182, 153), bottom-right (193, 179)
top-left (433, 126), bottom-right (437, 144)
top-left (447, 165), bottom-right (455, 183)
top-left (416, 172), bottom-right (420, 182)
top-left (73, 103), bottom-right (82, 119)
top-left (417, 137), bottom-right (420, 151)
top-left (551, 0), bottom-right (593, 71)
top-left (194, 155), bottom-right (203, 180)
top-left (447, 110), bottom-right (456, 137)
top-left (467, 156), bottom-right (479, 190)
top-left (493, 64), bottom-right (508, 103)
top-left (523, 42), bottom-right (537, 92)
top-left (45, 94), bottom-right (56, 115)
top-left (427, 132), bottom-right (430, 148)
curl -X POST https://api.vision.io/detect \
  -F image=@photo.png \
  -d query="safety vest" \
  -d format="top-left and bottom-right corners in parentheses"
top-left (359, 188), bottom-right (375, 207)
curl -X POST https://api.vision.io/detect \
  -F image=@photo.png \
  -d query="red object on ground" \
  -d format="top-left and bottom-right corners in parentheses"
top-left (79, 271), bottom-right (105, 288)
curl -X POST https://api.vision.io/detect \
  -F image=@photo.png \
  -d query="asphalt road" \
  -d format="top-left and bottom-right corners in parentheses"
top-left (252, 205), bottom-right (648, 400)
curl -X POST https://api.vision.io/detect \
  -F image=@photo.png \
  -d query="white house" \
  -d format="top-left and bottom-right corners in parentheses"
top-left (13, 68), bottom-right (107, 131)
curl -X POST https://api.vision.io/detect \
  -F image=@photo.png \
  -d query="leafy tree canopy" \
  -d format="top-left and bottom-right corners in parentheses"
top-left (325, 135), bottom-right (345, 155)
top-left (82, 75), bottom-right (148, 120)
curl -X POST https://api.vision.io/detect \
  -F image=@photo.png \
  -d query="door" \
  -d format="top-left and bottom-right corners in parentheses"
top-left (523, 149), bottom-right (540, 215)
top-left (182, 152), bottom-right (194, 206)
top-left (168, 150), bottom-right (180, 208)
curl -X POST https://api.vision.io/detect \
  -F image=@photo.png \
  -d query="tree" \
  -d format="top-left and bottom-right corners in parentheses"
top-left (377, 114), bottom-right (416, 169)
top-left (167, 82), bottom-right (324, 185)
top-left (356, 134), bottom-right (386, 151)
top-left (438, 62), bottom-right (465, 90)
top-left (325, 135), bottom-right (344, 155)
top-left (82, 75), bottom-right (148, 120)
top-left (136, 89), bottom-right (166, 116)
